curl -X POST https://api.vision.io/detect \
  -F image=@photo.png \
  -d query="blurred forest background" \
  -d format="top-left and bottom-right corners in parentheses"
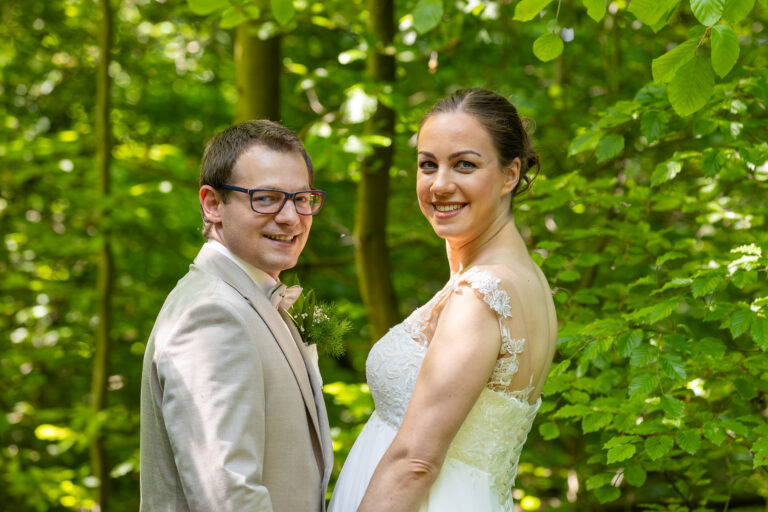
top-left (2, 0), bottom-right (768, 510)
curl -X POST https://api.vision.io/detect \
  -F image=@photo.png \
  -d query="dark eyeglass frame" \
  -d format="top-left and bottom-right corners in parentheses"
top-left (219, 185), bottom-right (326, 216)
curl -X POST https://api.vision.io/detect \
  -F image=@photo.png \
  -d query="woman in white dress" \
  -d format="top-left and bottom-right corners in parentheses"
top-left (329, 88), bottom-right (558, 512)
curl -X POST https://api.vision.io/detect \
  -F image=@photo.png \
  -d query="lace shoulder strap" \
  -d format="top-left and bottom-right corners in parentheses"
top-left (450, 266), bottom-right (512, 319)
top-left (452, 266), bottom-right (535, 401)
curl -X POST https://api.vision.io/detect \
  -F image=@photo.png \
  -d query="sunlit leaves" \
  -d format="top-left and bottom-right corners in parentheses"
top-left (704, 421), bottom-right (727, 445)
top-left (723, 0), bottom-right (756, 22)
top-left (607, 443), bottom-right (637, 463)
top-left (596, 134), bottom-right (624, 163)
top-left (660, 395), bottom-right (685, 418)
top-left (641, 110), bottom-right (670, 143)
top-left (582, 0), bottom-right (606, 21)
top-left (629, 372), bottom-right (657, 395)
top-left (676, 428), bottom-right (702, 454)
top-left (650, 160), bottom-right (682, 186)
top-left (629, 0), bottom-right (681, 25)
top-left (187, 0), bottom-right (230, 15)
top-left (668, 56), bottom-right (715, 116)
top-left (652, 39), bottom-right (698, 84)
top-left (586, 472), bottom-right (614, 490)
top-left (270, 0), bottom-right (295, 26)
top-left (514, 0), bottom-right (556, 21)
top-left (752, 437), bottom-right (768, 468)
top-left (691, 0), bottom-right (726, 25)
top-left (729, 309), bottom-right (752, 338)
top-left (532, 33), bottom-right (564, 62)
top-left (645, 435), bottom-right (673, 460)
top-left (711, 25), bottom-right (739, 78)
top-left (583, 412), bottom-right (613, 433)
top-left (539, 422), bottom-right (560, 440)
top-left (752, 318), bottom-right (768, 350)
top-left (413, 0), bottom-right (443, 34)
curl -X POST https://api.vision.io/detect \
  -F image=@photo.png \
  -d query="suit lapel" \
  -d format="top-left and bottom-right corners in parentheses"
top-left (280, 309), bottom-right (334, 477)
top-left (192, 245), bottom-right (322, 450)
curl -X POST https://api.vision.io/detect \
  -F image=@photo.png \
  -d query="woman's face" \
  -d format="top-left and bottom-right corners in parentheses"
top-left (416, 112), bottom-right (519, 247)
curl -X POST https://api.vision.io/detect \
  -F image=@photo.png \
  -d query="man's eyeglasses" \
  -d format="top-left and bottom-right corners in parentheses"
top-left (219, 185), bottom-right (326, 216)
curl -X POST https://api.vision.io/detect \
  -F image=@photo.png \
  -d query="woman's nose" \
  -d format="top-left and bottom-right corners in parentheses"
top-left (431, 168), bottom-right (456, 195)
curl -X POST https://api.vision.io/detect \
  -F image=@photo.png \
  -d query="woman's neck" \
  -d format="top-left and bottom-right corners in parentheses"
top-left (446, 214), bottom-right (524, 273)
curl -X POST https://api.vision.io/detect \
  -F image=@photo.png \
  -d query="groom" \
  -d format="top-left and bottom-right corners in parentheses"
top-left (140, 120), bottom-right (333, 511)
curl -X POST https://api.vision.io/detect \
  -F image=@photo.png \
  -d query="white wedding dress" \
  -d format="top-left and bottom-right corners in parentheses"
top-left (329, 267), bottom-right (541, 512)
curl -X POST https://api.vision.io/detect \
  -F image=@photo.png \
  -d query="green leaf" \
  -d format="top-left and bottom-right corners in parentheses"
top-left (270, 0), bottom-right (295, 26)
top-left (222, 6), bottom-right (250, 27)
top-left (703, 421), bottom-right (727, 445)
top-left (607, 443), bottom-right (636, 463)
top-left (583, 412), bottom-right (614, 433)
top-left (553, 404), bottom-right (591, 419)
top-left (702, 148), bottom-right (727, 177)
top-left (752, 437), bottom-right (768, 468)
top-left (650, 160), bottom-right (682, 186)
top-left (557, 269), bottom-right (580, 282)
top-left (676, 428), bottom-right (702, 454)
top-left (711, 25), bottom-right (740, 78)
top-left (645, 435), bottom-right (673, 460)
top-left (539, 422), bottom-right (560, 440)
top-left (629, 372), bottom-right (657, 395)
top-left (587, 472), bottom-right (614, 490)
top-left (617, 330), bottom-right (643, 358)
top-left (694, 337), bottom-right (726, 358)
top-left (629, 0), bottom-right (680, 25)
top-left (412, 0), bottom-right (443, 34)
top-left (660, 353), bottom-right (687, 381)
top-left (594, 486), bottom-right (621, 503)
top-left (752, 318), bottom-right (768, 350)
top-left (623, 465), bottom-right (647, 487)
top-left (630, 344), bottom-right (656, 369)
top-left (568, 130), bottom-right (603, 155)
top-left (596, 134), bottom-right (624, 163)
top-left (187, 0), bottom-right (230, 15)
top-left (533, 33), bottom-right (564, 62)
top-left (668, 57), bottom-right (715, 117)
top-left (641, 110), bottom-right (670, 143)
top-left (691, 0), bottom-right (726, 25)
top-left (730, 309), bottom-right (753, 338)
top-left (734, 377), bottom-right (758, 400)
top-left (731, 270), bottom-right (757, 289)
top-left (661, 395), bottom-right (685, 418)
top-left (723, 0), bottom-right (756, 22)
top-left (656, 251), bottom-right (686, 266)
top-left (582, 0), bottom-right (606, 21)
top-left (691, 275), bottom-right (721, 297)
top-left (514, 0), bottom-right (556, 21)
top-left (652, 39), bottom-right (698, 83)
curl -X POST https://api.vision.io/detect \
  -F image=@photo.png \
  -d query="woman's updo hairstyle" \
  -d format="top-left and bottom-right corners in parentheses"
top-left (419, 88), bottom-right (540, 201)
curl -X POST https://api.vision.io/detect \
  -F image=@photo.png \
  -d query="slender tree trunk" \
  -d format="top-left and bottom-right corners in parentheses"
top-left (91, 0), bottom-right (113, 509)
top-left (235, 22), bottom-right (281, 121)
top-left (354, 0), bottom-right (399, 344)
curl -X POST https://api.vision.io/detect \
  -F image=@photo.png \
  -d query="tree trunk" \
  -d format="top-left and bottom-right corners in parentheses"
top-left (91, 0), bottom-right (113, 509)
top-left (234, 22), bottom-right (281, 121)
top-left (354, 0), bottom-right (399, 344)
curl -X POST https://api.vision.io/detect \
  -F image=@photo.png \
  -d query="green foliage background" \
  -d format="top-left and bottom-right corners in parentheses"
top-left (1, 0), bottom-right (767, 510)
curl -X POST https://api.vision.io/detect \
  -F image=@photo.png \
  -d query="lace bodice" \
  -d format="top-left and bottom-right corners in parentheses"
top-left (365, 267), bottom-right (541, 505)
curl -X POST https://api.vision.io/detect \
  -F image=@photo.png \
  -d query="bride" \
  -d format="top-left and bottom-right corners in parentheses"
top-left (329, 88), bottom-right (558, 512)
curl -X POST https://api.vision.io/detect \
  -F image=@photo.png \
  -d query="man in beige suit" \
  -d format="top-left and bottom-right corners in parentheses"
top-left (140, 120), bottom-right (333, 511)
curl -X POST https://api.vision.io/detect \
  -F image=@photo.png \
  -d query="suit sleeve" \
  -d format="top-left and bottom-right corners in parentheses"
top-left (155, 294), bottom-right (273, 511)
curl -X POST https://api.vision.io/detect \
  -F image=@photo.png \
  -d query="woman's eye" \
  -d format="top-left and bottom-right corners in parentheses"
top-left (419, 161), bottom-right (437, 171)
top-left (456, 160), bottom-right (476, 170)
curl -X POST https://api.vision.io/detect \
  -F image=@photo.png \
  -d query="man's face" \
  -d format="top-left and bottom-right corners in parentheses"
top-left (208, 144), bottom-right (313, 280)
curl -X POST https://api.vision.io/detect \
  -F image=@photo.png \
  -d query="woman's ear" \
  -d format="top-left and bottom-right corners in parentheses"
top-left (502, 157), bottom-right (521, 195)
top-left (200, 185), bottom-right (223, 224)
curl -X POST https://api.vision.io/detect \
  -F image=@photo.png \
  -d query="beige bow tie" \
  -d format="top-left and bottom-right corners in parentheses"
top-left (269, 283), bottom-right (302, 310)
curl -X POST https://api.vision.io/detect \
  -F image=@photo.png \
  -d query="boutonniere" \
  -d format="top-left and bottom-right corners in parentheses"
top-left (286, 287), bottom-right (349, 358)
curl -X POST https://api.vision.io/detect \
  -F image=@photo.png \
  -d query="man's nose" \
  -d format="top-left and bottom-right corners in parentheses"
top-left (274, 198), bottom-right (300, 224)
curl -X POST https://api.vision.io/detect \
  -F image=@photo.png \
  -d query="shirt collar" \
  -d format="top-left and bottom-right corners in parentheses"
top-left (206, 240), bottom-right (277, 294)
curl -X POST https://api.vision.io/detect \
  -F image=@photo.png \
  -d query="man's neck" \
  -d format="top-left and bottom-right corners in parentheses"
top-left (206, 240), bottom-right (278, 292)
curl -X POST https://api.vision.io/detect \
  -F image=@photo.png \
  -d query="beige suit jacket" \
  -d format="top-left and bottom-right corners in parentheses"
top-left (140, 243), bottom-right (333, 511)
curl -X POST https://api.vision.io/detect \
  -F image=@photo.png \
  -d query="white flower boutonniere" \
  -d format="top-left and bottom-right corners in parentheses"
top-left (287, 287), bottom-right (349, 359)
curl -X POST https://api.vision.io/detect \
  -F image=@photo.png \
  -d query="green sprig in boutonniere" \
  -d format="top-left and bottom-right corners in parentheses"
top-left (286, 287), bottom-right (349, 358)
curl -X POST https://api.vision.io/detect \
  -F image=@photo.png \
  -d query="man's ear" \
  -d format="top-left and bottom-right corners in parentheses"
top-left (502, 157), bottom-right (521, 195)
top-left (200, 185), bottom-right (223, 224)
